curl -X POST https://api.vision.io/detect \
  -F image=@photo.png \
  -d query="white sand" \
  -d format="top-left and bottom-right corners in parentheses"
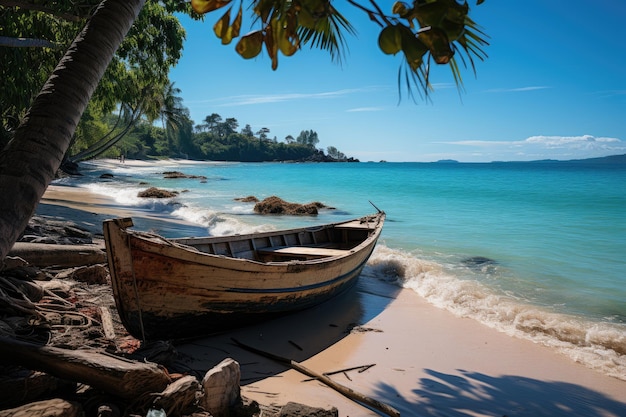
top-left (38, 172), bottom-right (626, 417)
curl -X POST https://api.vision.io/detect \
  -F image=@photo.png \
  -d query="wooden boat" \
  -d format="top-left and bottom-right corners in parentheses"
top-left (103, 211), bottom-right (385, 341)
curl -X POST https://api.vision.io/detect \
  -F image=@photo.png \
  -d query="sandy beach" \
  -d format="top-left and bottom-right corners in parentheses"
top-left (33, 176), bottom-right (626, 417)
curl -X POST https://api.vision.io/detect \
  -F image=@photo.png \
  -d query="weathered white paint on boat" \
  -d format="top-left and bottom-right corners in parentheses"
top-left (103, 212), bottom-right (385, 340)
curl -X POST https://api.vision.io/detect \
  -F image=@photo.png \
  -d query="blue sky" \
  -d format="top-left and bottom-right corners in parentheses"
top-left (169, 1), bottom-right (626, 162)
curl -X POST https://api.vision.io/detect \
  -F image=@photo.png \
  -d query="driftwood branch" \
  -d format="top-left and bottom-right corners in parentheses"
top-left (0, 336), bottom-right (171, 399)
top-left (99, 306), bottom-right (116, 340)
top-left (302, 364), bottom-right (376, 382)
top-left (8, 242), bottom-right (106, 268)
top-left (231, 338), bottom-right (400, 417)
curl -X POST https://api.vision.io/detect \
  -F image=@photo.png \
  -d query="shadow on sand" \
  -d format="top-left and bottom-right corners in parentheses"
top-left (172, 275), bottom-right (401, 383)
top-left (371, 368), bottom-right (626, 417)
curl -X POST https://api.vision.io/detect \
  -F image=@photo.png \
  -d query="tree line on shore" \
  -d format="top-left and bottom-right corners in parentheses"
top-left (104, 111), bottom-right (359, 163)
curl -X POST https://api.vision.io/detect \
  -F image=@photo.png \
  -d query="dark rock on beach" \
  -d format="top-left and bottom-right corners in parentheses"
top-left (235, 195), bottom-right (260, 203)
top-left (461, 256), bottom-right (498, 273)
top-left (163, 170), bottom-right (207, 180)
top-left (462, 256), bottom-right (497, 267)
top-left (137, 187), bottom-right (178, 198)
top-left (253, 196), bottom-right (328, 215)
top-left (19, 217), bottom-right (94, 245)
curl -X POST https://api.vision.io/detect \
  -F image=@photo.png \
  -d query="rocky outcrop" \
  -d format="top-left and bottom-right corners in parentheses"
top-left (20, 217), bottom-right (94, 245)
top-left (163, 171), bottom-right (207, 181)
top-left (234, 195), bottom-right (259, 203)
top-left (137, 187), bottom-right (178, 198)
top-left (253, 196), bottom-right (327, 215)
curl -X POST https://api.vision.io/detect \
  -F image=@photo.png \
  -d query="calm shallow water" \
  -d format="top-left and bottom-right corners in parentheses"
top-left (62, 159), bottom-right (626, 380)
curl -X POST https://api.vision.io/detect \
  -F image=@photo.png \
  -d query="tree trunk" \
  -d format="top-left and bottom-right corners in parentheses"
top-left (0, 0), bottom-right (146, 261)
top-left (0, 336), bottom-right (171, 400)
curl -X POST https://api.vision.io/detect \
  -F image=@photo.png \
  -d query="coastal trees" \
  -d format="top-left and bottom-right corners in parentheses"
top-left (1, 1), bottom-right (186, 153)
top-left (327, 146), bottom-right (346, 161)
top-left (1, 0), bottom-right (188, 171)
top-left (198, 113), bottom-right (223, 133)
top-left (296, 130), bottom-right (320, 148)
top-left (241, 124), bottom-right (254, 138)
top-left (0, 0), bottom-right (89, 146)
top-left (0, 0), bottom-right (147, 260)
top-left (257, 127), bottom-right (271, 141)
top-left (154, 82), bottom-right (196, 158)
top-left (0, 0), bottom-right (488, 260)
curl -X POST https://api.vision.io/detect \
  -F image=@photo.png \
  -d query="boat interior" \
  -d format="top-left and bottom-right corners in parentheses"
top-left (171, 218), bottom-right (378, 262)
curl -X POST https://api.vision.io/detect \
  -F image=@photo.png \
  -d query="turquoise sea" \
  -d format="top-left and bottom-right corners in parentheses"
top-left (60, 160), bottom-right (626, 380)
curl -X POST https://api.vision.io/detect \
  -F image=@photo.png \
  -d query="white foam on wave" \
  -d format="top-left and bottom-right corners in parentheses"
top-left (82, 180), bottom-right (272, 237)
top-left (171, 205), bottom-right (272, 236)
top-left (84, 182), bottom-right (153, 207)
top-left (367, 245), bottom-right (626, 381)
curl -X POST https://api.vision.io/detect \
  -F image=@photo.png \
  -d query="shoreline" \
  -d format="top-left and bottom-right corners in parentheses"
top-left (32, 168), bottom-right (626, 416)
top-left (38, 182), bottom-right (210, 238)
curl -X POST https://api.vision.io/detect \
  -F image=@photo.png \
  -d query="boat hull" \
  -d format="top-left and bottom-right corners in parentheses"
top-left (104, 213), bottom-right (384, 340)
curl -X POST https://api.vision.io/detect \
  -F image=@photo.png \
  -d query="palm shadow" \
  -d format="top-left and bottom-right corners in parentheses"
top-left (372, 369), bottom-right (626, 417)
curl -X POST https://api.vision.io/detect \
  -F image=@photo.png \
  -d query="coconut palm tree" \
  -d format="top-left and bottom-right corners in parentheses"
top-left (0, 0), bottom-right (146, 259)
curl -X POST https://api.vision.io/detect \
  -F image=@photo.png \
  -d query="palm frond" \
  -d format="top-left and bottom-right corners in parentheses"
top-left (297, 7), bottom-right (356, 65)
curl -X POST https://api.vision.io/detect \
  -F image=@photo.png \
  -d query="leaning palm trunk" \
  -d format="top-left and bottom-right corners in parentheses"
top-left (70, 105), bottom-right (142, 163)
top-left (0, 0), bottom-right (145, 260)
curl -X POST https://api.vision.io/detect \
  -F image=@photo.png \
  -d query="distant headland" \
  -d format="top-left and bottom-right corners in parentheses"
top-left (432, 154), bottom-right (626, 165)
top-left (494, 154), bottom-right (626, 165)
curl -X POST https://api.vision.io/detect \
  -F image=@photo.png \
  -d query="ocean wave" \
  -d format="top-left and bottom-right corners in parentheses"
top-left (81, 180), bottom-right (273, 237)
top-left (171, 205), bottom-right (272, 236)
top-left (83, 182), bottom-right (138, 204)
top-left (367, 245), bottom-right (626, 381)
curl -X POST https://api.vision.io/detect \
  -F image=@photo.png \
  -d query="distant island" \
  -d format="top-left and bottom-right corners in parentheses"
top-left (496, 154), bottom-right (626, 165)
top-left (426, 154), bottom-right (625, 165)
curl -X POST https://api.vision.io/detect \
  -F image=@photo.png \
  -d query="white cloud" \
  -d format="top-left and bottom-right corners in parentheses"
top-left (485, 86), bottom-right (550, 93)
top-left (524, 135), bottom-right (621, 148)
top-left (186, 87), bottom-right (386, 107)
top-left (346, 107), bottom-right (384, 112)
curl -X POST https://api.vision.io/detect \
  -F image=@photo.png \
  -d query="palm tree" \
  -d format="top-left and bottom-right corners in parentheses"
top-left (155, 82), bottom-right (192, 155)
top-left (67, 80), bottom-right (184, 163)
top-left (0, 0), bottom-right (145, 259)
top-left (199, 113), bottom-right (222, 133)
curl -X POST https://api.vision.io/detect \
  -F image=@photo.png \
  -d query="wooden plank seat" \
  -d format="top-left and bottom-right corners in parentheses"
top-left (257, 246), bottom-right (349, 259)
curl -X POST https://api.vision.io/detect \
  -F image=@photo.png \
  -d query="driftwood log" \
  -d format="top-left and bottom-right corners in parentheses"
top-left (0, 398), bottom-right (81, 417)
top-left (0, 337), bottom-right (170, 399)
top-left (7, 243), bottom-right (106, 268)
top-left (232, 338), bottom-right (401, 417)
top-left (0, 370), bottom-right (75, 409)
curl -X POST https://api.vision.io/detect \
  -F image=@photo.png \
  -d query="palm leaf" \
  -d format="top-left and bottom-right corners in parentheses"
top-left (297, 6), bottom-right (355, 65)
